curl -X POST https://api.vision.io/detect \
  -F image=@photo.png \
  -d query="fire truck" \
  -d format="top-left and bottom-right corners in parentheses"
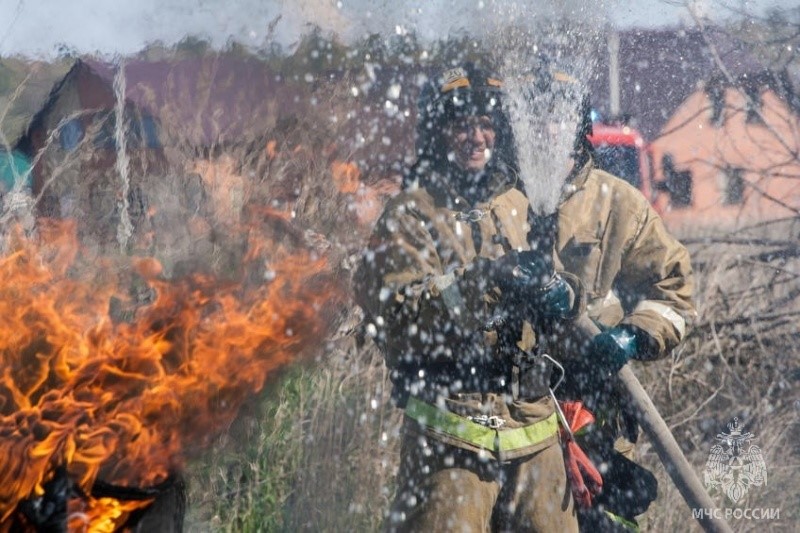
top-left (588, 118), bottom-right (658, 205)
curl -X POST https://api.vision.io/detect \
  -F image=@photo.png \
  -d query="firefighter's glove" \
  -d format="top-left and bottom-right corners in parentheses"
top-left (506, 250), bottom-right (554, 287)
top-left (590, 325), bottom-right (640, 375)
top-left (469, 250), bottom-right (550, 289)
top-left (527, 273), bottom-right (575, 320)
top-left (498, 251), bottom-right (575, 320)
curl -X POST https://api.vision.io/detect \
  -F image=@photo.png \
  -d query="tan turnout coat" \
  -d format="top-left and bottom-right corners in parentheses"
top-left (356, 160), bottom-right (695, 459)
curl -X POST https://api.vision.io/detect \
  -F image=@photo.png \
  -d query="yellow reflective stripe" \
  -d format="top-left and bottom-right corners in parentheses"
top-left (405, 397), bottom-right (558, 452)
top-left (604, 511), bottom-right (640, 532)
top-left (441, 77), bottom-right (470, 92)
top-left (497, 415), bottom-right (559, 450)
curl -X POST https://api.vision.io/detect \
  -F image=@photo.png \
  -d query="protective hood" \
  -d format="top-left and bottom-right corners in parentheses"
top-left (410, 63), bottom-right (519, 195)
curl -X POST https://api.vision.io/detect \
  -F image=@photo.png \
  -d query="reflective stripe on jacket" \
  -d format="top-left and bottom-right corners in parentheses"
top-left (355, 160), bottom-right (695, 457)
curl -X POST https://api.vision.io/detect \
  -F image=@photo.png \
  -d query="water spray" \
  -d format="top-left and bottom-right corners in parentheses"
top-left (501, 56), bottom-right (584, 216)
top-left (113, 58), bottom-right (133, 252)
top-left (488, 11), bottom-right (732, 532)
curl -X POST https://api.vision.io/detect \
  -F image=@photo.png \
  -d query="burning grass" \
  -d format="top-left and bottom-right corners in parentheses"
top-left (0, 216), bottom-right (343, 530)
top-left (5, 47), bottom-right (796, 532)
top-left (6, 123), bottom-right (795, 532)
top-left (0, 65), bottom-right (400, 529)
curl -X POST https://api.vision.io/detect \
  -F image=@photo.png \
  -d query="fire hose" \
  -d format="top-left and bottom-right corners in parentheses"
top-left (571, 313), bottom-right (733, 533)
top-left (517, 213), bottom-right (732, 533)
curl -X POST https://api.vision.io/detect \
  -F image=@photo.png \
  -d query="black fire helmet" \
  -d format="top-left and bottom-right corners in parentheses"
top-left (523, 53), bottom-right (594, 158)
top-left (413, 63), bottom-right (518, 177)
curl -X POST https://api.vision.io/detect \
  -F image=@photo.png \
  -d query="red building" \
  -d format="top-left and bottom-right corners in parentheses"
top-left (650, 75), bottom-right (800, 231)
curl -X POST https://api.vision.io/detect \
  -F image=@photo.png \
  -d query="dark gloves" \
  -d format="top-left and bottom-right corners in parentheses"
top-left (503, 250), bottom-right (554, 287)
top-left (590, 325), bottom-right (644, 374)
top-left (466, 250), bottom-right (580, 331)
top-left (526, 273), bottom-right (575, 319)
top-left (495, 251), bottom-right (575, 321)
top-left (466, 250), bottom-right (551, 287)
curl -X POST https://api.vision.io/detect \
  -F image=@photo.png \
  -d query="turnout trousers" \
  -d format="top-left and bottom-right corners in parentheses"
top-left (385, 430), bottom-right (578, 533)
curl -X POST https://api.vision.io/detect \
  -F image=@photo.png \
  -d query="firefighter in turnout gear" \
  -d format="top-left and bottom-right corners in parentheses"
top-left (355, 61), bottom-right (695, 532)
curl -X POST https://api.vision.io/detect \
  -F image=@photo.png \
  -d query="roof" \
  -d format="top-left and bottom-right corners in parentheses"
top-left (87, 57), bottom-right (307, 146)
top-left (589, 27), bottom-right (766, 140)
top-left (20, 56), bottom-right (307, 150)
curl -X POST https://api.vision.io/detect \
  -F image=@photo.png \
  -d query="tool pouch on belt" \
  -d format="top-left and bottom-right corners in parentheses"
top-left (559, 401), bottom-right (603, 509)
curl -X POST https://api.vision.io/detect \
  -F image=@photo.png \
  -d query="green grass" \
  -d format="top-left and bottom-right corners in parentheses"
top-left (185, 335), bottom-right (400, 533)
top-left (185, 366), bottom-right (311, 532)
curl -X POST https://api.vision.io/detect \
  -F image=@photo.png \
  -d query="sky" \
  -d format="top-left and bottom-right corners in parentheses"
top-left (0, 0), bottom-right (797, 58)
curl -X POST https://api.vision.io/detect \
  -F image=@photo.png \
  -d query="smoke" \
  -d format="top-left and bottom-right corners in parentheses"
top-left (113, 61), bottom-right (134, 252)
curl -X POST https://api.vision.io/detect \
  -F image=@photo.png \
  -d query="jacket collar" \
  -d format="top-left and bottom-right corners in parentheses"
top-left (560, 157), bottom-right (594, 201)
top-left (410, 156), bottom-right (590, 209)
top-left (422, 164), bottom-right (518, 209)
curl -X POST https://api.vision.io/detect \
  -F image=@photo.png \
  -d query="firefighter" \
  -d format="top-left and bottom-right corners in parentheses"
top-left (355, 61), bottom-right (695, 532)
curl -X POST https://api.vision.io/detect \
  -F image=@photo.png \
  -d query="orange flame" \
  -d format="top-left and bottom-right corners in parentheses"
top-left (330, 161), bottom-right (361, 194)
top-left (67, 496), bottom-right (153, 533)
top-left (0, 218), bottom-right (341, 528)
top-left (265, 140), bottom-right (277, 160)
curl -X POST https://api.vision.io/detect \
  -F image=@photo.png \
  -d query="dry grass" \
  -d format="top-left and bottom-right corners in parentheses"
top-left (636, 220), bottom-right (800, 532)
top-left (2, 52), bottom-right (797, 533)
top-left (184, 215), bottom-right (800, 532)
top-left (0, 56), bottom-right (395, 531)
top-left (162, 69), bottom-right (800, 531)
